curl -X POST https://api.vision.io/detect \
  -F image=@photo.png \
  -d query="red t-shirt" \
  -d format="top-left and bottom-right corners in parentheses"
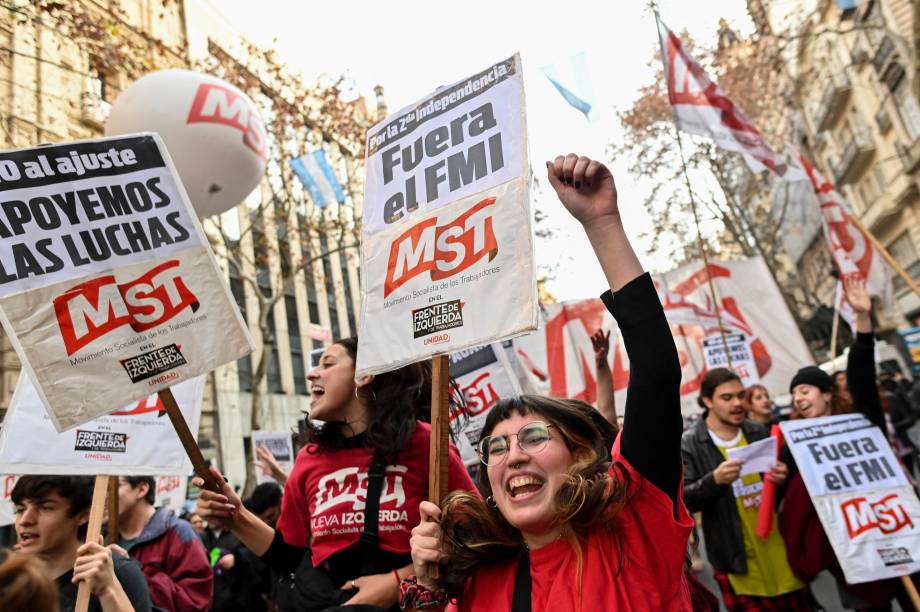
top-left (277, 421), bottom-right (476, 567)
top-left (448, 434), bottom-right (693, 611)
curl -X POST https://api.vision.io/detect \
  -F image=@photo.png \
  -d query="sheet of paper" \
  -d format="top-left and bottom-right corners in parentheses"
top-left (727, 436), bottom-right (777, 476)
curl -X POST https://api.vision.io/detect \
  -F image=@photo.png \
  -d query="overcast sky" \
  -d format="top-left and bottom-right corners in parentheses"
top-left (211, 0), bottom-right (754, 300)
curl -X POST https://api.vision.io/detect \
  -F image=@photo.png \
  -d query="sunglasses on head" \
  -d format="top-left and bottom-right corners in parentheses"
top-left (477, 421), bottom-right (555, 466)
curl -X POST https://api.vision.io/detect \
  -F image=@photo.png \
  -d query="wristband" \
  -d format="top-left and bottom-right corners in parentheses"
top-left (398, 574), bottom-right (448, 609)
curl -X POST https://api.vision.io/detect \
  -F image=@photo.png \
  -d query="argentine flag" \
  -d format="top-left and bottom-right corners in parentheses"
top-left (543, 52), bottom-right (595, 121)
top-left (289, 149), bottom-right (347, 209)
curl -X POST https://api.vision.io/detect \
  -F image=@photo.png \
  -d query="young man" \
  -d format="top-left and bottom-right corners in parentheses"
top-left (12, 475), bottom-right (151, 612)
top-left (682, 368), bottom-right (812, 610)
top-left (111, 476), bottom-right (212, 611)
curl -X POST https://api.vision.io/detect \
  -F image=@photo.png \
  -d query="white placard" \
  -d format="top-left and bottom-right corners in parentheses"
top-left (449, 343), bottom-right (522, 466)
top-left (0, 373), bottom-right (204, 475)
top-left (0, 134), bottom-right (253, 431)
top-left (252, 431), bottom-right (294, 485)
top-left (781, 414), bottom-right (920, 583)
top-left (154, 475), bottom-right (189, 511)
top-left (702, 333), bottom-right (759, 387)
top-left (356, 54), bottom-right (536, 377)
top-left (727, 436), bottom-right (777, 476)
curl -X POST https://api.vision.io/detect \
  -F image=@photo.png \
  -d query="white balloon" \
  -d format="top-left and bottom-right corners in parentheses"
top-left (105, 70), bottom-right (268, 218)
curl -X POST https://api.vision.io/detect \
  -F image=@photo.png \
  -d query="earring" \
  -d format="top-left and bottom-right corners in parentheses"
top-left (486, 495), bottom-right (497, 508)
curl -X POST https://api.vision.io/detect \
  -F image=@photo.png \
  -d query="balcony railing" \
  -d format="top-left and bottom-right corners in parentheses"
top-left (833, 128), bottom-right (876, 185)
top-left (815, 71), bottom-right (852, 131)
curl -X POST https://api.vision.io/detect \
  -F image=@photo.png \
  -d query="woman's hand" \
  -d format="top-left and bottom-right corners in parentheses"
top-left (254, 445), bottom-right (289, 486)
top-left (590, 329), bottom-right (610, 369)
top-left (843, 276), bottom-right (872, 333)
top-left (193, 466), bottom-right (242, 531)
top-left (410, 501), bottom-right (446, 590)
top-left (546, 154), bottom-right (618, 226)
top-left (341, 572), bottom-right (399, 607)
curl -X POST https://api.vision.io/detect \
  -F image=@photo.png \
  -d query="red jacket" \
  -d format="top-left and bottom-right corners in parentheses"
top-left (123, 507), bottom-right (213, 611)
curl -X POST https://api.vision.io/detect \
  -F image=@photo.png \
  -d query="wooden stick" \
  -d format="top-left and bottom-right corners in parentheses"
top-left (901, 575), bottom-right (920, 611)
top-left (848, 213), bottom-right (920, 300)
top-left (427, 354), bottom-right (451, 580)
top-left (75, 476), bottom-right (110, 612)
top-left (107, 476), bottom-right (119, 546)
top-left (674, 128), bottom-right (733, 369)
top-left (830, 282), bottom-right (842, 360)
top-left (159, 387), bottom-right (220, 492)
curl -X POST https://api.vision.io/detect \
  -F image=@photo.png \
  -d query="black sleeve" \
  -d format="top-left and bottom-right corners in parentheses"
top-left (601, 273), bottom-right (683, 508)
top-left (847, 332), bottom-right (885, 431)
top-left (260, 528), bottom-right (309, 575)
top-left (681, 434), bottom-right (729, 512)
top-left (114, 556), bottom-right (153, 612)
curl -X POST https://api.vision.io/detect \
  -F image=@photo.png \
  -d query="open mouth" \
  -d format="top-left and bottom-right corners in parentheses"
top-left (18, 532), bottom-right (38, 546)
top-left (506, 475), bottom-right (545, 500)
top-left (310, 386), bottom-right (324, 398)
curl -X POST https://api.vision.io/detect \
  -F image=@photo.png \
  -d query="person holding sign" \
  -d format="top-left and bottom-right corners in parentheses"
top-left (403, 154), bottom-right (692, 610)
top-left (194, 337), bottom-right (476, 611)
top-left (11, 475), bottom-right (151, 612)
top-left (779, 278), bottom-right (917, 610)
top-left (681, 369), bottom-right (808, 609)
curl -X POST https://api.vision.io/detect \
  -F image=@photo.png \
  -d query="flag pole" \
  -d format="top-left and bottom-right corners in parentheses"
top-left (847, 214), bottom-right (920, 300)
top-left (830, 282), bottom-right (842, 360)
top-left (674, 128), bottom-right (734, 370)
top-left (654, 10), bottom-right (733, 370)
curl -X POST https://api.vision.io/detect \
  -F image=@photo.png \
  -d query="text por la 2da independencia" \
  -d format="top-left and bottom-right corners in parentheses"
top-left (0, 175), bottom-right (191, 285)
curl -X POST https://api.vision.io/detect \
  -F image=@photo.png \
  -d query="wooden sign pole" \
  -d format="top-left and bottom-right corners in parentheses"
top-left (74, 475), bottom-right (110, 612)
top-left (158, 387), bottom-right (221, 492)
top-left (901, 575), bottom-right (920, 611)
top-left (427, 354), bottom-right (451, 580)
top-left (107, 476), bottom-right (119, 546)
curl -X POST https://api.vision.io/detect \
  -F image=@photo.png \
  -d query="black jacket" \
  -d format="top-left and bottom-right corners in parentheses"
top-left (681, 418), bottom-right (769, 575)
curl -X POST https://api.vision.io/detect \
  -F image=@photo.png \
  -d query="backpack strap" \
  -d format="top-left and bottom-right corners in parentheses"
top-left (358, 450), bottom-right (387, 549)
top-left (511, 549), bottom-right (531, 612)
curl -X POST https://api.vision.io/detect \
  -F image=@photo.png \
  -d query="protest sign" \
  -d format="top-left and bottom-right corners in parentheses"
top-left (509, 256), bottom-right (812, 415)
top-left (0, 134), bottom-right (253, 431)
top-left (449, 343), bottom-right (521, 466)
top-left (154, 475), bottom-right (189, 511)
top-left (727, 436), bottom-right (777, 477)
top-left (900, 326), bottom-right (920, 374)
top-left (252, 431), bottom-right (294, 485)
top-left (356, 54), bottom-right (536, 377)
top-left (781, 414), bottom-right (920, 583)
top-left (703, 333), bottom-right (759, 386)
top-left (0, 374), bottom-right (204, 474)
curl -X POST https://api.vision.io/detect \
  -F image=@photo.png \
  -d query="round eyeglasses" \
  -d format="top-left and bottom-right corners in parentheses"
top-left (477, 422), bottom-right (555, 466)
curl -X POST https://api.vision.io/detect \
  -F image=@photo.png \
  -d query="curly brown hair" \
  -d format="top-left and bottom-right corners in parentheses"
top-left (437, 395), bottom-right (631, 598)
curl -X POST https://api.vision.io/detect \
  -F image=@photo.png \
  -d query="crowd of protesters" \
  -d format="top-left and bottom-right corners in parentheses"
top-left (2, 155), bottom-right (920, 611)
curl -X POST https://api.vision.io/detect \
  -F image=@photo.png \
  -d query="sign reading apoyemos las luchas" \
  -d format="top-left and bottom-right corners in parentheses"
top-left (357, 54), bottom-right (537, 376)
top-left (781, 414), bottom-right (920, 583)
top-left (0, 134), bottom-right (254, 431)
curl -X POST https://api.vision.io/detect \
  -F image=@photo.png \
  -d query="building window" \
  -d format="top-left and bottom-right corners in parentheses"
top-left (266, 311), bottom-right (283, 394)
top-left (285, 294), bottom-right (308, 395)
top-left (229, 271), bottom-right (253, 393)
top-left (889, 232), bottom-right (920, 293)
top-left (340, 251), bottom-right (357, 334)
top-left (319, 234), bottom-right (341, 341)
top-left (893, 79), bottom-right (920, 141)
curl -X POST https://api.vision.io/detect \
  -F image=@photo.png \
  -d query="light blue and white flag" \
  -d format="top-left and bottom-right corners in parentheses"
top-left (542, 53), bottom-right (595, 120)
top-left (289, 149), bottom-right (347, 209)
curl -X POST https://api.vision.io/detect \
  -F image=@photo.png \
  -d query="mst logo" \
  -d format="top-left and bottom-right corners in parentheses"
top-left (842, 493), bottom-right (914, 538)
top-left (53, 260), bottom-right (199, 356)
top-left (187, 82), bottom-right (268, 160)
top-left (313, 465), bottom-right (407, 515)
top-left (384, 196), bottom-right (497, 297)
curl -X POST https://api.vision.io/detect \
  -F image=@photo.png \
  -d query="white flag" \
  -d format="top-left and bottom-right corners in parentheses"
top-left (656, 15), bottom-right (804, 181)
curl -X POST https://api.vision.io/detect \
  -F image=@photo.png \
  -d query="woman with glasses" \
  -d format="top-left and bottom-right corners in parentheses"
top-left (402, 155), bottom-right (693, 610)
